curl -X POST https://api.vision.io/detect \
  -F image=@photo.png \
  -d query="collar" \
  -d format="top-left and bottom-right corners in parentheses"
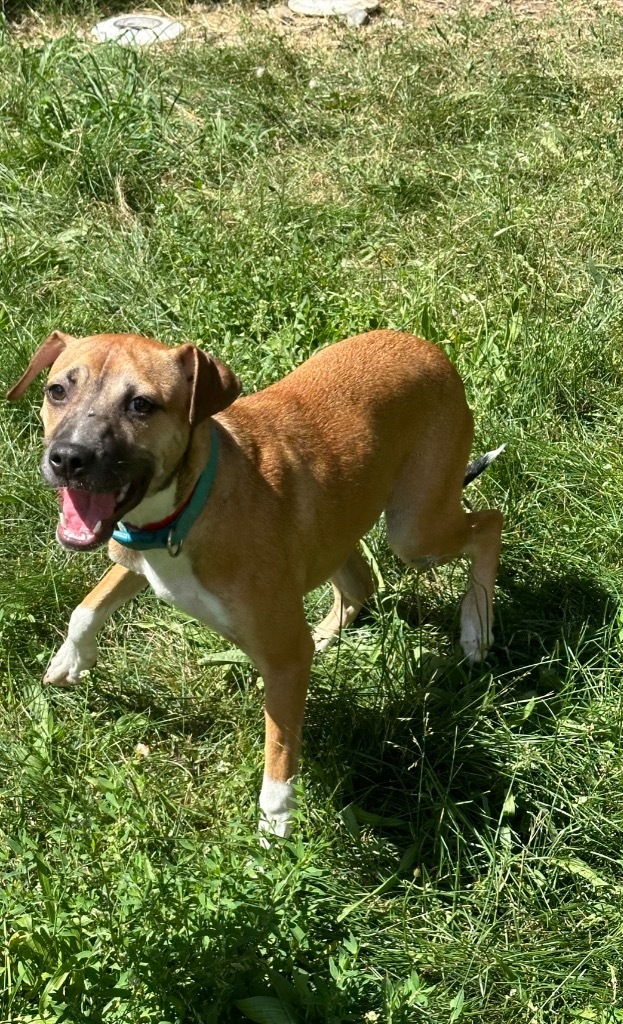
top-left (112, 423), bottom-right (219, 557)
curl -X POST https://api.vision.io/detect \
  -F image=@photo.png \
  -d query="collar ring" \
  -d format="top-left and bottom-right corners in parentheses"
top-left (167, 529), bottom-right (183, 558)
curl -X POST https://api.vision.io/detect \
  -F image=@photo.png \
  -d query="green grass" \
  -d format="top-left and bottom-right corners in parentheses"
top-left (0, 0), bottom-right (188, 20)
top-left (3, 2), bottom-right (623, 1021)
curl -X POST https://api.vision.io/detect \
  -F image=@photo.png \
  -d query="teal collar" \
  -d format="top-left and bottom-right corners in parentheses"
top-left (112, 424), bottom-right (219, 557)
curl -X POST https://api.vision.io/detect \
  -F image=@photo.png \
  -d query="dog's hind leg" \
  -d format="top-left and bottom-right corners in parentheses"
top-left (312, 549), bottom-right (375, 653)
top-left (386, 427), bottom-right (502, 662)
top-left (457, 508), bottom-right (503, 662)
top-left (388, 500), bottom-right (503, 662)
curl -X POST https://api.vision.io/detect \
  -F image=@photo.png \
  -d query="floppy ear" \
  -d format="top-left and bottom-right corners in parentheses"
top-left (178, 345), bottom-right (242, 425)
top-left (6, 330), bottom-right (76, 401)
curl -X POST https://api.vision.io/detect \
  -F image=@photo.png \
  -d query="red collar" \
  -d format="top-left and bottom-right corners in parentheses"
top-left (126, 487), bottom-right (194, 533)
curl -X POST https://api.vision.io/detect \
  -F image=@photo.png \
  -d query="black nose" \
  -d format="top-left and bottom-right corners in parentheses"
top-left (48, 442), bottom-right (94, 482)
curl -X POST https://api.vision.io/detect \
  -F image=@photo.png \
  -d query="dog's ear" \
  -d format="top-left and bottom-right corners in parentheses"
top-left (6, 330), bottom-right (76, 401)
top-left (178, 345), bottom-right (242, 425)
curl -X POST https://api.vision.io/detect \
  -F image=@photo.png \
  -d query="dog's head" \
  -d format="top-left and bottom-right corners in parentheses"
top-left (7, 331), bottom-right (241, 551)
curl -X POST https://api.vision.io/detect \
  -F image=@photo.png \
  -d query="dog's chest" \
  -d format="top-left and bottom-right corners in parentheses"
top-left (136, 550), bottom-right (232, 636)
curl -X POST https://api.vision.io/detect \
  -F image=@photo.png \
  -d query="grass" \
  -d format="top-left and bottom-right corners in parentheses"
top-left (2, 1), bottom-right (623, 1020)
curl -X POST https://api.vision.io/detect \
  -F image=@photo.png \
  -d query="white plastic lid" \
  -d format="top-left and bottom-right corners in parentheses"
top-left (288, 0), bottom-right (378, 14)
top-left (91, 14), bottom-right (184, 46)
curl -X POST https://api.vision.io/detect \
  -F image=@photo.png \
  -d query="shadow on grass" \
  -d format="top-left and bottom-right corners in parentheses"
top-left (394, 559), bottom-right (616, 670)
top-left (495, 560), bottom-right (617, 667)
top-left (302, 561), bottom-right (617, 873)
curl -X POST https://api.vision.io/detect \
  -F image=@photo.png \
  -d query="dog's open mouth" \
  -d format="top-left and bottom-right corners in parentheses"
top-left (57, 482), bottom-right (144, 550)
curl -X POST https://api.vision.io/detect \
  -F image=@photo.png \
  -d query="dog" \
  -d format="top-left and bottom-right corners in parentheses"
top-left (7, 329), bottom-right (503, 838)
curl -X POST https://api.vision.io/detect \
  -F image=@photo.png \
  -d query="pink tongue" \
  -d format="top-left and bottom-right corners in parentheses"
top-left (60, 489), bottom-right (118, 532)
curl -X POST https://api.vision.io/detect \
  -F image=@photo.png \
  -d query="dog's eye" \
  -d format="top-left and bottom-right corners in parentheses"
top-left (129, 396), bottom-right (155, 416)
top-left (47, 383), bottom-right (66, 402)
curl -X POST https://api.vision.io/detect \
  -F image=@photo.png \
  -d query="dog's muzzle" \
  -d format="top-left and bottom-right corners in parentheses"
top-left (44, 438), bottom-right (154, 552)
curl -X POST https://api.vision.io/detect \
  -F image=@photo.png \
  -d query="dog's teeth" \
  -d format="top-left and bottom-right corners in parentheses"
top-left (93, 521), bottom-right (102, 534)
top-left (117, 483), bottom-right (130, 502)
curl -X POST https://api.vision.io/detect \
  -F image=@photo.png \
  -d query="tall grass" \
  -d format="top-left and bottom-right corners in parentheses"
top-left (2, 4), bottom-right (623, 1022)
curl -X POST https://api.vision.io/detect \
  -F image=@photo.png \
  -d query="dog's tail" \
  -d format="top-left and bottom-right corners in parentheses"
top-left (463, 443), bottom-right (506, 487)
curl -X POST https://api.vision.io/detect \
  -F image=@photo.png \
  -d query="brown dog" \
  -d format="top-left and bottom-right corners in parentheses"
top-left (8, 329), bottom-right (503, 837)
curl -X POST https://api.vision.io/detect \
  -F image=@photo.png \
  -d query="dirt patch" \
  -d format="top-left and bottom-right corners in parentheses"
top-left (8, 0), bottom-right (623, 49)
top-left (178, 0), bottom-right (623, 49)
top-left (170, 0), bottom-right (623, 57)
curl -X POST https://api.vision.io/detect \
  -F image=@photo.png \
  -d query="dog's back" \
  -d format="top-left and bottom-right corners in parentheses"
top-left (222, 330), bottom-right (470, 483)
top-left (218, 330), bottom-right (474, 591)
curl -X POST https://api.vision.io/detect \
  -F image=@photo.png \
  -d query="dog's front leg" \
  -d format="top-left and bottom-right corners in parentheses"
top-left (257, 626), bottom-right (315, 840)
top-left (44, 564), bottom-right (147, 687)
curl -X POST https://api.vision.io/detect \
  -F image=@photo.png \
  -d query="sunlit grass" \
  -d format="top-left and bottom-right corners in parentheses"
top-left (2, 3), bottom-right (623, 1021)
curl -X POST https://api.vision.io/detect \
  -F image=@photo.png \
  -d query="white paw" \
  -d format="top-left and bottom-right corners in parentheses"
top-left (312, 629), bottom-right (337, 654)
top-left (43, 639), bottom-right (96, 687)
top-left (460, 591), bottom-right (493, 665)
top-left (258, 814), bottom-right (292, 848)
top-left (258, 776), bottom-right (296, 845)
top-left (460, 632), bottom-right (485, 664)
top-left (460, 622), bottom-right (493, 664)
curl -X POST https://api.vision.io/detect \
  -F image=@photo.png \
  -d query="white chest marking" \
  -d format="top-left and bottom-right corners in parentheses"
top-left (137, 550), bottom-right (232, 636)
top-left (126, 480), bottom-right (178, 527)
